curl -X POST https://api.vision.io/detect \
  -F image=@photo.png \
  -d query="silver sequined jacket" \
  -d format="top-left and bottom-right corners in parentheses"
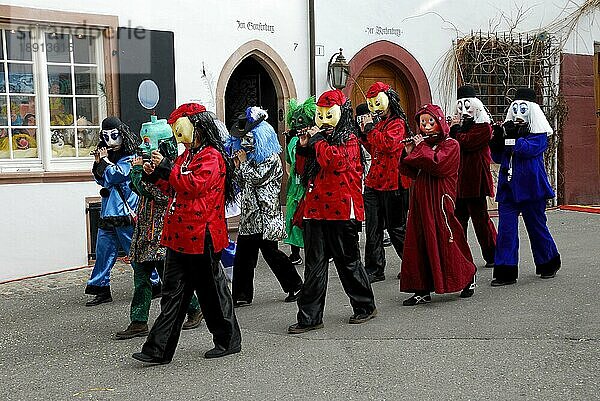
top-left (235, 154), bottom-right (286, 241)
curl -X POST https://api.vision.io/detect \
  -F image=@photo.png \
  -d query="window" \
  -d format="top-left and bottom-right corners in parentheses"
top-left (0, 29), bottom-right (38, 161)
top-left (0, 25), bottom-right (106, 172)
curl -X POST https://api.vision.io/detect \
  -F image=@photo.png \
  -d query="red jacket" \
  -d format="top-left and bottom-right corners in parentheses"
top-left (157, 146), bottom-right (229, 254)
top-left (360, 117), bottom-right (411, 190)
top-left (299, 134), bottom-right (365, 221)
top-left (452, 123), bottom-right (495, 198)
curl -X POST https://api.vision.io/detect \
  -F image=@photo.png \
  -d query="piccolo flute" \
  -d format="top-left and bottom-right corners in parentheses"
top-left (400, 134), bottom-right (438, 144)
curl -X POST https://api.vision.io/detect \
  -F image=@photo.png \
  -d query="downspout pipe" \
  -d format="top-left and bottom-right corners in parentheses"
top-left (309, 0), bottom-right (316, 96)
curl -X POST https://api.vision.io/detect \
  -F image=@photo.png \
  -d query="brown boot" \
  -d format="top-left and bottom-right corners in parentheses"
top-left (115, 322), bottom-right (149, 340)
top-left (182, 310), bottom-right (203, 330)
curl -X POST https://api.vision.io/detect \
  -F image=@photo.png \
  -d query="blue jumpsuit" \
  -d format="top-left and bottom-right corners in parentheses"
top-left (85, 155), bottom-right (159, 293)
top-left (491, 132), bottom-right (561, 282)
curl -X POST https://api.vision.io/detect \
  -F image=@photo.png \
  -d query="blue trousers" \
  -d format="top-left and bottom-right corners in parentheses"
top-left (494, 198), bottom-right (560, 281)
top-left (87, 226), bottom-right (159, 289)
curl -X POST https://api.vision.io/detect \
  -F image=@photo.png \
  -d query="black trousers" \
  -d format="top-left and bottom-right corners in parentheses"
top-left (297, 220), bottom-right (376, 326)
top-left (364, 186), bottom-right (409, 277)
top-left (232, 234), bottom-right (303, 303)
top-left (141, 236), bottom-right (241, 362)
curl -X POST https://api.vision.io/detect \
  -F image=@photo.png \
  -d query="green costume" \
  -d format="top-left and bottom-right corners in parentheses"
top-left (283, 97), bottom-right (316, 249)
top-left (284, 136), bottom-right (305, 248)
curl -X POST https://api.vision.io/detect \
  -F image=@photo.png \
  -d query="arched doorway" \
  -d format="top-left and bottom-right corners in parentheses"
top-left (224, 57), bottom-right (278, 132)
top-left (217, 41), bottom-right (297, 205)
top-left (344, 40), bottom-right (431, 131)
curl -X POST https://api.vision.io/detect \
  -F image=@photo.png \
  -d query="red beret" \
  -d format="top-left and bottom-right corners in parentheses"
top-left (316, 90), bottom-right (346, 107)
top-left (366, 82), bottom-right (390, 98)
top-left (167, 103), bottom-right (206, 124)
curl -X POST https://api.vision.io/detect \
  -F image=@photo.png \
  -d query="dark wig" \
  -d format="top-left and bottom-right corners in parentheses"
top-left (189, 111), bottom-right (236, 205)
top-left (97, 120), bottom-right (141, 163)
top-left (385, 89), bottom-right (412, 136)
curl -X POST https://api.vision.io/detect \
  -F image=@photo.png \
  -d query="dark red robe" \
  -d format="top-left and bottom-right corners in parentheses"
top-left (399, 106), bottom-right (476, 294)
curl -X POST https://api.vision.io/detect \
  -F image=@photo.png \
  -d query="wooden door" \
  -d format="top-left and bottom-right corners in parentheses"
top-left (350, 61), bottom-right (411, 120)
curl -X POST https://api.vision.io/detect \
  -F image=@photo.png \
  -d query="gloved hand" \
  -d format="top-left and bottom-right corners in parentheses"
top-left (489, 123), bottom-right (505, 153)
top-left (503, 120), bottom-right (519, 139)
top-left (459, 117), bottom-right (474, 132)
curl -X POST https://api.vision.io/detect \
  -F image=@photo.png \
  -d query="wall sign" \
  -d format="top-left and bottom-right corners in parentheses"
top-left (236, 20), bottom-right (275, 33)
top-left (365, 26), bottom-right (403, 37)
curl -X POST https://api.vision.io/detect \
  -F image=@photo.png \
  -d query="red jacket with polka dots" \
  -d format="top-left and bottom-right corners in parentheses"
top-left (155, 146), bottom-right (229, 255)
top-left (298, 133), bottom-right (365, 221)
top-left (360, 116), bottom-right (411, 191)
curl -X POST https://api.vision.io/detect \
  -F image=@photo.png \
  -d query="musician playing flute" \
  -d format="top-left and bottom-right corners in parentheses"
top-left (449, 85), bottom-right (497, 268)
top-left (399, 104), bottom-right (477, 306)
top-left (358, 82), bottom-right (411, 283)
top-left (288, 90), bottom-right (376, 334)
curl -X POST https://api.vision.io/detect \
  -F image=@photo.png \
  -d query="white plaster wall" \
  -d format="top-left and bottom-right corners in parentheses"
top-left (0, 181), bottom-right (98, 281)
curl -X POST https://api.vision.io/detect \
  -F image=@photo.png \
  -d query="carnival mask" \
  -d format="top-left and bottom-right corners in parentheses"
top-left (240, 131), bottom-right (255, 153)
top-left (508, 101), bottom-right (531, 125)
top-left (419, 113), bottom-right (440, 134)
top-left (171, 116), bottom-right (194, 144)
top-left (456, 98), bottom-right (475, 121)
top-left (101, 128), bottom-right (122, 150)
top-left (315, 104), bottom-right (341, 129)
top-left (367, 91), bottom-right (390, 116)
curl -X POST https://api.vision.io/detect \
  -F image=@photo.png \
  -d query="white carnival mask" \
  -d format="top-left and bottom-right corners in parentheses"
top-left (455, 97), bottom-right (490, 124)
top-left (509, 101), bottom-right (531, 125)
top-left (102, 128), bottom-right (123, 150)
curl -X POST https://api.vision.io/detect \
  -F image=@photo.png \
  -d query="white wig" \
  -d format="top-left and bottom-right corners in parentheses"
top-left (505, 100), bottom-right (553, 136)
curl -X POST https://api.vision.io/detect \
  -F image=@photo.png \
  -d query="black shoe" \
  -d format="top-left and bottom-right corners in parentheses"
top-left (84, 284), bottom-right (106, 295)
top-left (204, 345), bottom-right (241, 359)
top-left (151, 283), bottom-right (162, 299)
top-left (484, 261), bottom-right (495, 268)
top-left (368, 274), bottom-right (385, 283)
top-left (289, 255), bottom-right (303, 265)
top-left (116, 322), bottom-right (149, 340)
top-left (233, 300), bottom-right (252, 308)
top-left (540, 272), bottom-right (557, 279)
top-left (284, 286), bottom-right (302, 303)
top-left (490, 278), bottom-right (517, 286)
top-left (288, 322), bottom-right (324, 334)
top-left (85, 293), bottom-right (112, 307)
top-left (349, 308), bottom-right (378, 324)
top-left (402, 293), bottom-right (431, 306)
top-left (460, 275), bottom-right (476, 298)
top-left (132, 352), bottom-right (170, 365)
top-left (182, 310), bottom-right (204, 330)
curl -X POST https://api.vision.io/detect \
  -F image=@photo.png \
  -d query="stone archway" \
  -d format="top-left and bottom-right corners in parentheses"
top-left (343, 40), bottom-right (431, 129)
top-left (216, 40), bottom-right (297, 135)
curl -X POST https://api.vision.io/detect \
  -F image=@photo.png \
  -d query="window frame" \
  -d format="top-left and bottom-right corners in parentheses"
top-left (0, 5), bottom-right (118, 180)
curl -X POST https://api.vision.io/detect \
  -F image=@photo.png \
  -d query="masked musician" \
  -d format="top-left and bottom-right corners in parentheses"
top-left (229, 107), bottom-right (303, 307)
top-left (399, 104), bottom-right (477, 306)
top-left (488, 88), bottom-right (560, 286)
top-left (116, 117), bottom-right (203, 340)
top-left (449, 85), bottom-right (497, 268)
top-left (284, 97), bottom-right (317, 265)
top-left (133, 103), bottom-right (241, 363)
top-left (85, 117), bottom-right (152, 306)
top-left (358, 82), bottom-right (411, 283)
top-left (288, 89), bottom-right (377, 334)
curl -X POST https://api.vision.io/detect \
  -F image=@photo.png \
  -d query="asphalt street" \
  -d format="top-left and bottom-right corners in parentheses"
top-left (0, 209), bottom-right (598, 401)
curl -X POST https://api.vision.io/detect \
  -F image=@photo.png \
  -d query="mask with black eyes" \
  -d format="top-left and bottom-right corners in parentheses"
top-left (100, 116), bottom-right (124, 151)
top-left (508, 101), bottom-right (531, 126)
